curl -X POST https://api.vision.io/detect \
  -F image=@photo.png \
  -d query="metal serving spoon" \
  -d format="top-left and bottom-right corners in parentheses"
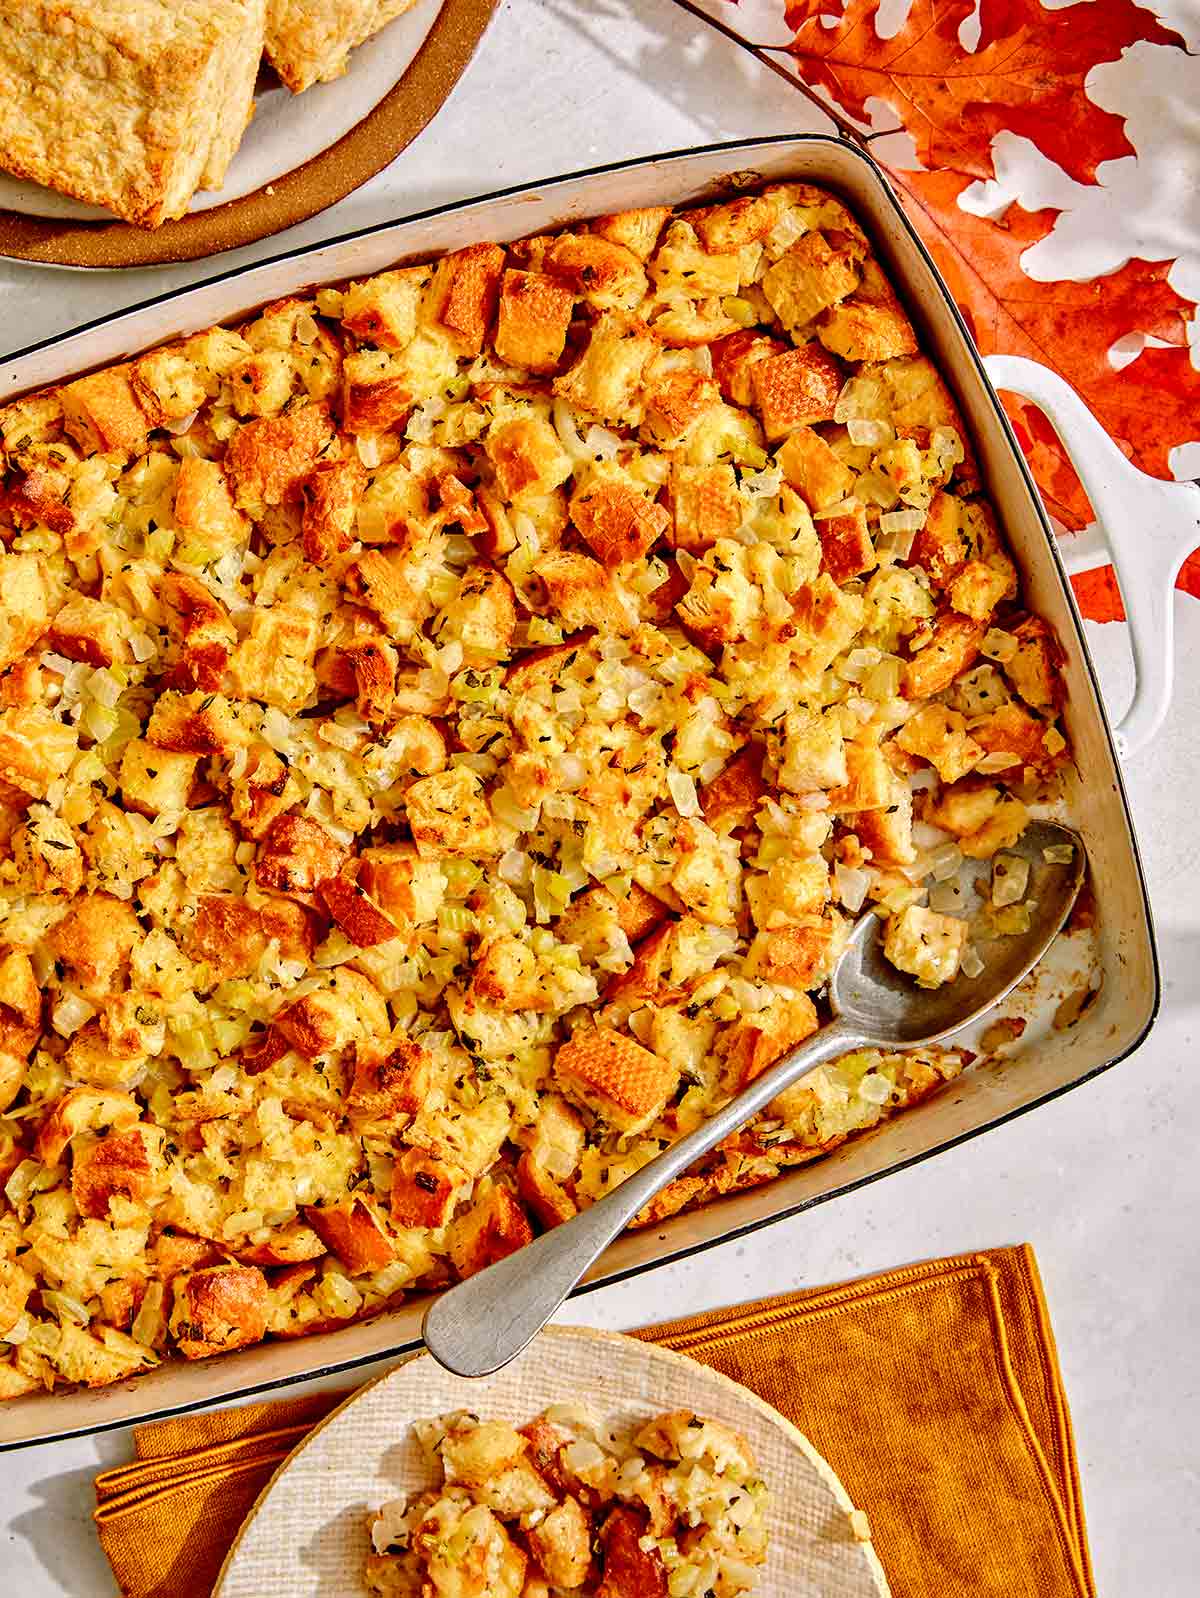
top-left (423, 819), bottom-right (1085, 1377)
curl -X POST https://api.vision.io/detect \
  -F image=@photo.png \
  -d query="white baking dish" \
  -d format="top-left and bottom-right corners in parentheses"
top-left (0, 135), bottom-right (1175, 1449)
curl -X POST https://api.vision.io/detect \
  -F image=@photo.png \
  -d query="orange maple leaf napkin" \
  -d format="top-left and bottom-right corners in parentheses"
top-left (93, 1243), bottom-right (1094, 1598)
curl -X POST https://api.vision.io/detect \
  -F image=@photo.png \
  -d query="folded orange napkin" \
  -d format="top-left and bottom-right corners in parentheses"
top-left (93, 1243), bottom-right (1094, 1598)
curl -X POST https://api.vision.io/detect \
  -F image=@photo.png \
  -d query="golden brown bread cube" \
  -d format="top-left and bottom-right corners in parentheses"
top-left (347, 1038), bottom-right (430, 1131)
top-left (667, 462), bottom-right (742, 552)
top-left (720, 993), bottom-right (819, 1092)
top-left (305, 1195), bottom-right (396, 1274)
top-left (171, 1264), bottom-right (269, 1359)
top-left (391, 1145), bottom-right (468, 1229)
top-left (590, 205), bottom-right (671, 261)
top-left (535, 551), bottom-right (635, 635)
top-left (902, 611), bottom-right (986, 699)
top-left (818, 501), bottom-right (876, 583)
top-left (710, 329), bottom-right (786, 408)
top-left (1005, 617), bottom-right (1066, 711)
top-left (340, 265), bottom-right (430, 349)
top-left (59, 365), bottom-right (151, 461)
top-left (700, 742), bottom-right (768, 833)
top-left (173, 455), bottom-right (248, 555)
top-left (569, 476), bottom-right (669, 568)
top-left (777, 425), bottom-right (855, 512)
top-left (226, 400), bottom-right (335, 513)
top-left (819, 297), bottom-right (919, 363)
top-left (426, 242), bottom-right (506, 357)
top-left (70, 1125), bottom-right (164, 1220)
top-left (405, 766), bottom-right (499, 859)
top-left (897, 704), bottom-right (983, 784)
top-left (487, 416), bottom-right (572, 501)
top-left (494, 269), bottom-right (575, 372)
top-left (0, 553), bottom-right (54, 673)
top-left (255, 812), bottom-right (348, 895)
top-left (317, 872), bottom-right (399, 947)
top-left (446, 1180), bottom-right (534, 1278)
top-left (762, 231), bottom-right (861, 333)
top-left (545, 233), bottom-right (647, 311)
top-left (552, 311), bottom-right (659, 426)
top-left (553, 1025), bottom-right (678, 1135)
top-left (745, 919), bottom-right (840, 989)
top-left (751, 345), bottom-right (843, 441)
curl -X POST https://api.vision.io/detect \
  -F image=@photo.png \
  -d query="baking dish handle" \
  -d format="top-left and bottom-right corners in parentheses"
top-left (984, 353), bottom-right (1200, 759)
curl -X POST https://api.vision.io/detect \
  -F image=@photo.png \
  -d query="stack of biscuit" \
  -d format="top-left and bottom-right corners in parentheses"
top-left (0, 0), bottom-right (420, 228)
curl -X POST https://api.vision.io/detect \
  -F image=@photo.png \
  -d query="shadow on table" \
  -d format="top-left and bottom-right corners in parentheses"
top-left (11, 1461), bottom-right (120, 1598)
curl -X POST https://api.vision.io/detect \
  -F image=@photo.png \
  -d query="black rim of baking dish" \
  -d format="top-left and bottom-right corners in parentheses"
top-left (0, 135), bottom-right (1161, 1451)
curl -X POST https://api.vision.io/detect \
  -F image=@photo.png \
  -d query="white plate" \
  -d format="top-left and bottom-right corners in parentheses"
top-left (214, 1325), bottom-right (891, 1597)
top-left (0, 0), bottom-right (441, 222)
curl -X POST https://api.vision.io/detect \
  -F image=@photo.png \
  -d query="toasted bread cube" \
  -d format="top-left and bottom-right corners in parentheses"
top-left (710, 329), bottom-right (787, 407)
top-left (762, 232), bottom-right (861, 333)
top-left (552, 311), bottom-right (659, 426)
top-left (925, 779), bottom-right (1029, 859)
top-left (779, 707), bottom-right (847, 793)
top-left (436, 565), bottom-right (517, 665)
top-left (675, 539), bottom-right (760, 647)
top-left (228, 348), bottom-right (296, 418)
top-left (305, 1195), bottom-right (395, 1274)
top-left (778, 426), bottom-right (855, 512)
top-left (902, 611), bottom-right (986, 698)
top-left (493, 268), bottom-right (575, 372)
top-left (897, 705), bottom-right (982, 784)
top-left (344, 548), bottom-right (418, 639)
top-left (667, 462), bottom-right (742, 552)
top-left (690, 193), bottom-right (781, 253)
top-left (441, 1419), bottom-right (529, 1484)
top-left (341, 266), bottom-right (430, 349)
top-left (641, 368), bottom-right (721, 449)
top-left (516, 1152), bottom-right (577, 1230)
top-left (746, 856), bottom-right (831, 929)
top-left (0, 553), bottom-right (54, 672)
top-left (228, 601), bottom-right (321, 712)
top-left (0, 706), bottom-right (76, 798)
top-left (949, 559), bottom-right (1014, 621)
top-left (553, 1025), bottom-right (678, 1135)
top-left (226, 401), bottom-right (334, 513)
top-left (426, 242), bottom-right (505, 356)
top-left (446, 1180), bottom-right (533, 1278)
top-left (298, 454), bottom-right (365, 565)
top-left (48, 892), bottom-right (140, 998)
top-left (405, 766), bottom-right (499, 858)
top-left (752, 345), bottom-right (843, 441)
top-left (59, 365), bottom-right (151, 461)
top-left (598, 1506), bottom-right (669, 1597)
top-left (853, 789), bottom-right (917, 867)
top-left (412, 1502), bottom-right (527, 1598)
top-left (546, 233), bottom-right (647, 311)
top-left (590, 205), bottom-right (671, 260)
top-left (700, 743), bottom-right (767, 832)
top-left (228, 745), bottom-right (299, 837)
top-left (819, 298), bottom-right (918, 362)
top-left (318, 873), bottom-right (399, 946)
top-left (1005, 618), bottom-right (1065, 711)
top-left (184, 893), bottom-right (267, 980)
top-left (884, 905), bottom-right (967, 988)
top-left (487, 416), bottom-right (572, 501)
top-left (359, 842), bottom-right (446, 924)
top-left (535, 551), bottom-right (635, 635)
top-left (130, 347), bottom-right (206, 426)
top-left (650, 220), bottom-right (743, 298)
top-left (341, 347), bottom-right (413, 434)
top-left (45, 594), bottom-right (128, 668)
top-left (70, 1126), bottom-right (163, 1220)
top-left (972, 703), bottom-right (1065, 775)
top-left (11, 812), bottom-right (83, 905)
top-left (818, 501), bottom-right (875, 583)
top-left (255, 813), bottom-right (348, 895)
top-left (171, 1265), bottom-right (268, 1360)
top-left (910, 491), bottom-right (968, 586)
top-left (119, 739), bottom-right (197, 816)
top-left (348, 1038), bottom-right (430, 1130)
top-left (828, 741), bottom-right (897, 814)
top-left (569, 475), bottom-right (669, 568)
top-left (391, 1146), bottom-right (468, 1228)
top-left (745, 919), bottom-right (840, 989)
top-left (721, 994), bottom-right (819, 1091)
top-left (174, 456), bottom-right (248, 556)
top-left (529, 1496), bottom-right (592, 1588)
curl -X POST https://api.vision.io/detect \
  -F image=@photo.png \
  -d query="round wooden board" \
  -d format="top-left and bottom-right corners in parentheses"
top-left (0, 0), bottom-right (497, 270)
top-left (213, 1325), bottom-right (891, 1597)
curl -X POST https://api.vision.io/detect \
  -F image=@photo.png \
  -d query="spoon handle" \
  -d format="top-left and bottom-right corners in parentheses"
top-left (422, 1017), bottom-right (865, 1377)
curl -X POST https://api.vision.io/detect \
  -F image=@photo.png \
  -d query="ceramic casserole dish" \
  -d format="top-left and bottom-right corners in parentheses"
top-left (0, 135), bottom-right (1172, 1448)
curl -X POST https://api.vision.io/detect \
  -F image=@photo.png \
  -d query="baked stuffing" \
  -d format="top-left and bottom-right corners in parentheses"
top-left (365, 1405), bottom-right (769, 1597)
top-left (0, 0), bottom-right (266, 227)
top-left (0, 183), bottom-right (1069, 1396)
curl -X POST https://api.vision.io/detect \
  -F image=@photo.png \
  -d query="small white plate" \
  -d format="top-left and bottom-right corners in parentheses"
top-left (214, 1325), bottom-right (890, 1598)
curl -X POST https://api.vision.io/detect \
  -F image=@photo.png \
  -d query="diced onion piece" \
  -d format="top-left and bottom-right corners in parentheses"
top-left (667, 767), bottom-right (700, 817)
top-left (1043, 842), bottom-right (1076, 864)
top-left (991, 851), bottom-right (1030, 907)
top-left (858, 1072), bottom-right (891, 1105)
top-left (929, 842), bottom-right (963, 882)
top-left (928, 878), bottom-right (968, 915)
top-left (52, 991), bottom-right (96, 1037)
top-left (878, 507), bottom-right (926, 535)
top-left (846, 417), bottom-right (894, 446)
top-left (42, 1290), bottom-right (91, 1326)
top-left (834, 862), bottom-right (871, 913)
top-left (163, 408), bottom-right (200, 436)
top-left (960, 943), bottom-right (985, 978)
top-left (909, 767), bottom-right (937, 792)
top-left (976, 750), bottom-right (1021, 774)
top-left (981, 627), bottom-right (1018, 662)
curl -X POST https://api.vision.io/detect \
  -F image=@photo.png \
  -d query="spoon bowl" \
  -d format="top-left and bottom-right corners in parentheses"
top-left (423, 820), bottom-right (1086, 1378)
top-left (832, 819), bottom-right (1086, 1045)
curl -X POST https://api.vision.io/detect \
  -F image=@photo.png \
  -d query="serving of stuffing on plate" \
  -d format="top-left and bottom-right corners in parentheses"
top-left (365, 1405), bottom-right (769, 1597)
top-left (0, 181), bottom-right (1069, 1397)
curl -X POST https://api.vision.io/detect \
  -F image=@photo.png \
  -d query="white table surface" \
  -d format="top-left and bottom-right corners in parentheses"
top-left (2, 3), bottom-right (1197, 1593)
